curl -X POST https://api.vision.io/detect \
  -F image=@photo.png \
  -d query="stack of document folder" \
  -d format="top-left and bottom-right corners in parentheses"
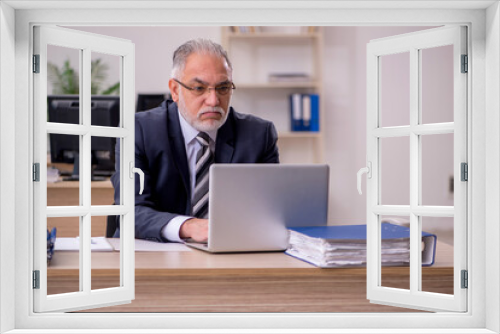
top-left (286, 223), bottom-right (437, 268)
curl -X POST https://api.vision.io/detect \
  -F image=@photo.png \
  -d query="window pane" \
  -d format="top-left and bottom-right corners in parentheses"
top-left (90, 135), bottom-right (118, 194)
top-left (47, 216), bottom-right (80, 295)
top-left (91, 181), bottom-right (115, 207)
top-left (90, 52), bottom-right (121, 127)
top-left (380, 52), bottom-right (410, 127)
top-left (380, 216), bottom-right (410, 290)
top-left (421, 133), bottom-right (454, 206)
top-left (47, 45), bottom-right (81, 125)
top-left (421, 45), bottom-right (454, 124)
top-left (91, 216), bottom-right (120, 290)
top-left (421, 217), bottom-right (454, 294)
top-left (47, 134), bottom-right (80, 206)
top-left (380, 136), bottom-right (410, 205)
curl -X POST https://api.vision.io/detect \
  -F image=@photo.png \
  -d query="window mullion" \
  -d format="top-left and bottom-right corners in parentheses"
top-left (46, 206), bottom-right (90, 217)
top-left (409, 47), bottom-right (420, 295)
top-left (366, 49), bottom-right (380, 297)
top-left (121, 49), bottom-right (136, 292)
top-left (372, 205), bottom-right (411, 215)
top-left (372, 205), bottom-right (454, 216)
top-left (89, 126), bottom-right (130, 138)
top-left (45, 123), bottom-right (130, 138)
top-left (33, 27), bottom-right (50, 304)
top-left (413, 123), bottom-right (454, 135)
top-left (46, 123), bottom-right (87, 135)
top-left (453, 26), bottom-right (468, 301)
top-left (81, 47), bottom-right (92, 294)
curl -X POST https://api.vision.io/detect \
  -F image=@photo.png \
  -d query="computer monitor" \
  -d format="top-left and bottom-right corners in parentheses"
top-left (136, 93), bottom-right (166, 112)
top-left (48, 95), bottom-right (120, 180)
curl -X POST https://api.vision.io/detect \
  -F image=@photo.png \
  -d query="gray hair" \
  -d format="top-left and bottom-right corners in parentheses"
top-left (171, 39), bottom-right (232, 79)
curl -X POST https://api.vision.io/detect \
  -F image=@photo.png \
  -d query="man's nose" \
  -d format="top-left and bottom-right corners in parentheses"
top-left (204, 88), bottom-right (220, 106)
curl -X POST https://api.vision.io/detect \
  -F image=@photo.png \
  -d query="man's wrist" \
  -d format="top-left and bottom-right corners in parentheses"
top-left (179, 218), bottom-right (195, 239)
top-left (161, 215), bottom-right (192, 242)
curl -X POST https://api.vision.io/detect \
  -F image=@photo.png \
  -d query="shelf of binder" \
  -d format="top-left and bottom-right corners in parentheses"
top-left (289, 93), bottom-right (320, 132)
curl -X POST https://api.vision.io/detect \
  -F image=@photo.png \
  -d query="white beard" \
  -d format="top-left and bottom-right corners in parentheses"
top-left (177, 90), bottom-right (230, 132)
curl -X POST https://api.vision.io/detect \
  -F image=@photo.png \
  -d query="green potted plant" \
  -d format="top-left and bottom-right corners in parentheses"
top-left (48, 58), bottom-right (120, 95)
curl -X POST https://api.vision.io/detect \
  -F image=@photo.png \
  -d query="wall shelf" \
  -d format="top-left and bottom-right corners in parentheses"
top-left (222, 26), bottom-right (325, 163)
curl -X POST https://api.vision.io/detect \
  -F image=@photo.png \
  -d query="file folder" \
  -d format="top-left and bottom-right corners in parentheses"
top-left (286, 223), bottom-right (437, 268)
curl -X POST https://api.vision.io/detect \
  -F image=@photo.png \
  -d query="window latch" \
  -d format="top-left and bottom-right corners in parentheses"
top-left (129, 162), bottom-right (144, 195)
top-left (357, 162), bottom-right (372, 195)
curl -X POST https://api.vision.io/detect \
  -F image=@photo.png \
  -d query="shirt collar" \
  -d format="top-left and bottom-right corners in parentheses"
top-left (177, 110), bottom-right (217, 145)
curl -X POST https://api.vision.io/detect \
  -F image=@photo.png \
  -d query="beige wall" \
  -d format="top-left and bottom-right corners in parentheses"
top-left (51, 26), bottom-right (454, 242)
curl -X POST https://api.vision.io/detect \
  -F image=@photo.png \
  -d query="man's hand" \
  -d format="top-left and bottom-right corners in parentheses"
top-left (179, 218), bottom-right (208, 242)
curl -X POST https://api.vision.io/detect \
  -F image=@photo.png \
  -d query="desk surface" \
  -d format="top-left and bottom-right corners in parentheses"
top-left (47, 180), bottom-right (113, 188)
top-left (49, 240), bottom-right (453, 273)
top-left (48, 241), bottom-right (454, 313)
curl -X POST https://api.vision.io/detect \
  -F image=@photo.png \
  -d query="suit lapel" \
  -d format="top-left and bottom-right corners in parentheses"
top-left (166, 104), bottom-right (234, 198)
top-left (166, 101), bottom-right (191, 199)
top-left (215, 108), bottom-right (235, 163)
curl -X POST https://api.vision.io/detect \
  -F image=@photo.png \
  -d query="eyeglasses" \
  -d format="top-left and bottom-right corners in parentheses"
top-left (173, 79), bottom-right (236, 97)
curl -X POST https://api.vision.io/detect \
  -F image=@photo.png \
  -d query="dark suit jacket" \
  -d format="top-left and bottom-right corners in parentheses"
top-left (111, 100), bottom-right (279, 241)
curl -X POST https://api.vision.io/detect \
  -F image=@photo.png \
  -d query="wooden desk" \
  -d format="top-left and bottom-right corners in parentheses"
top-left (47, 179), bottom-right (114, 237)
top-left (47, 241), bottom-right (454, 313)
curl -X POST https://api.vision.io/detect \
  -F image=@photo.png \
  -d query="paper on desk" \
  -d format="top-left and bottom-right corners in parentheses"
top-left (54, 237), bottom-right (114, 251)
top-left (107, 238), bottom-right (192, 252)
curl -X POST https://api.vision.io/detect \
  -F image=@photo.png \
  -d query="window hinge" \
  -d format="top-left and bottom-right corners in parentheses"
top-left (461, 54), bottom-right (468, 73)
top-left (461, 162), bottom-right (468, 181)
top-left (33, 270), bottom-right (40, 289)
top-left (33, 54), bottom-right (40, 73)
top-left (461, 270), bottom-right (468, 289)
top-left (33, 163), bottom-right (40, 182)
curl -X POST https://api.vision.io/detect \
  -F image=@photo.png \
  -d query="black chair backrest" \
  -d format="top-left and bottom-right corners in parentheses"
top-left (106, 215), bottom-right (118, 238)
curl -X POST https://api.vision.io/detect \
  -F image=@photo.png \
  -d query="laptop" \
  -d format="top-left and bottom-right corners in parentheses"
top-left (184, 164), bottom-right (329, 253)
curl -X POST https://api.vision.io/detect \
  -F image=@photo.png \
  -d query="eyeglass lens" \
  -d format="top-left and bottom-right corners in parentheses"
top-left (193, 85), bottom-right (232, 96)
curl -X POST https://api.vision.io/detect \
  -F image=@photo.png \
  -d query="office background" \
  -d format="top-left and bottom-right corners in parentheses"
top-left (48, 25), bottom-right (454, 244)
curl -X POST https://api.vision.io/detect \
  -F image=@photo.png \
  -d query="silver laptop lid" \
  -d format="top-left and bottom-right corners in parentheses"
top-left (207, 164), bottom-right (329, 252)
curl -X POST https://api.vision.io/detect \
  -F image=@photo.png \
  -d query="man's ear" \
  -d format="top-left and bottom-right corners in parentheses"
top-left (168, 79), bottom-right (179, 102)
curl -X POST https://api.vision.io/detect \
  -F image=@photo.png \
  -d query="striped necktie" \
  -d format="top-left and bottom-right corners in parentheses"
top-left (192, 132), bottom-right (214, 218)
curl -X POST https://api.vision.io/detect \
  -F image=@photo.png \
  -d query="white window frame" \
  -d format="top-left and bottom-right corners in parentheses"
top-left (365, 26), bottom-right (468, 312)
top-left (32, 25), bottom-right (136, 313)
top-left (1, 1), bottom-right (498, 333)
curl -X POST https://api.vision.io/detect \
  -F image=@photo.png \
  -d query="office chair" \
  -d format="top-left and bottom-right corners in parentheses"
top-left (136, 94), bottom-right (166, 112)
top-left (106, 215), bottom-right (118, 238)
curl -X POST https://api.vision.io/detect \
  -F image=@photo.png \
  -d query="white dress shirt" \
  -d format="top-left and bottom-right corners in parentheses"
top-left (161, 111), bottom-right (217, 242)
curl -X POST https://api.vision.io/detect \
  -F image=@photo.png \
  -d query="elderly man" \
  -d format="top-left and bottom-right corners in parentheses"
top-left (111, 39), bottom-right (279, 243)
